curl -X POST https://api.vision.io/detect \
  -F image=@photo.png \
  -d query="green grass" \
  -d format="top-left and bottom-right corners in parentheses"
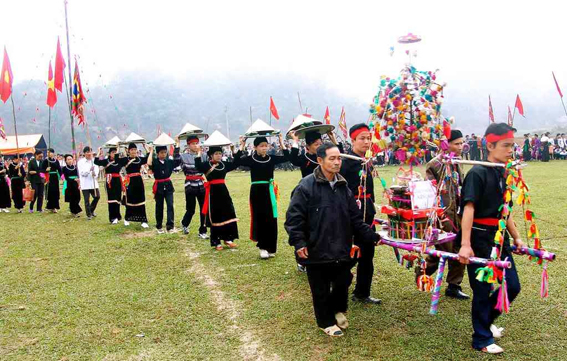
top-left (1, 162), bottom-right (566, 360)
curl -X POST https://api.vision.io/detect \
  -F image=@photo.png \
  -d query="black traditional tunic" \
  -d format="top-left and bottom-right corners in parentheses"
top-left (195, 157), bottom-right (239, 246)
top-left (42, 157), bottom-right (61, 210)
top-left (95, 156), bottom-right (124, 222)
top-left (8, 162), bottom-right (26, 209)
top-left (287, 147), bottom-right (318, 178)
top-left (235, 149), bottom-right (289, 254)
top-left (118, 156), bottom-right (148, 223)
top-left (61, 165), bottom-right (82, 215)
top-left (0, 160), bottom-right (11, 209)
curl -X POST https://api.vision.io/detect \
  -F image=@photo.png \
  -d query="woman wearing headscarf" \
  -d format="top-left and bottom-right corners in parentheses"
top-left (95, 146), bottom-right (124, 224)
top-left (118, 143), bottom-right (149, 228)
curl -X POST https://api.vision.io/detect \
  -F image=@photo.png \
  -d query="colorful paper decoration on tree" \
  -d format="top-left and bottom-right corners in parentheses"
top-left (368, 65), bottom-right (453, 164)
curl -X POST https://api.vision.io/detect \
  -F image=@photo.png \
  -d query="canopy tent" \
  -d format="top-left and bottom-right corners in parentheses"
top-left (0, 134), bottom-right (47, 155)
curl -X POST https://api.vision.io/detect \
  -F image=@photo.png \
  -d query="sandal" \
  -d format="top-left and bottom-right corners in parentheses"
top-left (335, 312), bottom-right (349, 329)
top-left (215, 245), bottom-right (223, 251)
top-left (225, 241), bottom-right (238, 249)
top-left (321, 325), bottom-right (343, 337)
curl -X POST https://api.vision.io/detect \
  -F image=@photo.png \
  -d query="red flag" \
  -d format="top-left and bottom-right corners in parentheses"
top-left (0, 48), bottom-right (14, 103)
top-left (71, 61), bottom-right (87, 126)
top-left (54, 38), bottom-right (66, 92)
top-left (515, 94), bottom-right (524, 117)
top-left (269, 96), bottom-right (279, 120)
top-left (338, 107), bottom-right (348, 139)
top-left (324, 106), bottom-right (330, 125)
top-left (46, 61), bottom-right (57, 108)
top-left (488, 95), bottom-right (495, 123)
top-left (552, 72), bottom-right (563, 98)
top-left (507, 106), bottom-right (513, 126)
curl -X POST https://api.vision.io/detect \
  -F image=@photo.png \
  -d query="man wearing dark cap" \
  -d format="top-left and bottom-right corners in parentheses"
top-left (148, 144), bottom-right (181, 233)
top-left (458, 123), bottom-right (524, 354)
top-left (43, 148), bottom-right (62, 212)
top-left (27, 149), bottom-right (46, 213)
top-left (288, 130), bottom-right (337, 178)
top-left (178, 136), bottom-right (208, 238)
top-left (339, 123), bottom-right (381, 305)
top-left (416, 129), bottom-right (469, 299)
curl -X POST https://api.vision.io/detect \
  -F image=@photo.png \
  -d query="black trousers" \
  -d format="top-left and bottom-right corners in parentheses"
top-left (155, 190), bottom-right (174, 230)
top-left (467, 228), bottom-right (521, 350)
top-left (182, 189), bottom-right (206, 234)
top-left (353, 215), bottom-right (376, 298)
top-left (82, 189), bottom-right (100, 217)
top-left (30, 183), bottom-right (44, 211)
top-left (306, 262), bottom-right (353, 328)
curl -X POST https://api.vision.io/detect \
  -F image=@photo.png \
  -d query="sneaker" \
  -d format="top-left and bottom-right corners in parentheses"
top-left (225, 241), bottom-right (238, 249)
top-left (445, 286), bottom-right (470, 300)
top-left (215, 245), bottom-right (223, 251)
top-left (53, 209), bottom-right (58, 213)
top-left (351, 295), bottom-right (382, 305)
top-left (321, 325), bottom-right (343, 337)
top-left (259, 249), bottom-right (270, 259)
top-left (297, 264), bottom-right (307, 273)
top-left (4, 209), bottom-right (9, 213)
top-left (157, 228), bottom-right (165, 234)
top-left (268, 253), bottom-right (276, 258)
top-left (92, 212), bottom-right (97, 217)
top-left (199, 233), bottom-right (208, 239)
top-left (141, 222), bottom-right (149, 229)
top-left (87, 216), bottom-right (93, 220)
top-left (335, 312), bottom-right (349, 329)
top-left (180, 221), bottom-right (188, 235)
top-left (480, 344), bottom-right (504, 354)
top-left (490, 324), bottom-right (504, 339)
top-left (167, 228), bottom-right (178, 234)
top-left (18, 209), bottom-right (23, 213)
top-left (29, 209), bottom-right (34, 214)
top-left (124, 220), bottom-right (130, 226)
top-left (111, 219), bottom-right (118, 225)
top-left (74, 213), bottom-right (81, 218)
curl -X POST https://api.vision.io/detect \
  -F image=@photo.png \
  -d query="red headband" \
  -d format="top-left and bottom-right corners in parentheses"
top-left (486, 131), bottom-right (514, 143)
top-left (350, 127), bottom-right (370, 140)
top-left (187, 138), bottom-right (199, 144)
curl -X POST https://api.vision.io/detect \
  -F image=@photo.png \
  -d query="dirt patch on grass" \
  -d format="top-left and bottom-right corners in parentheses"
top-left (185, 248), bottom-right (281, 361)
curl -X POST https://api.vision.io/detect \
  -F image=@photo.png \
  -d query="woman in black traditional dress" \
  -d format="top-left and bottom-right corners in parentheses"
top-left (118, 143), bottom-right (149, 228)
top-left (43, 148), bottom-right (62, 212)
top-left (95, 146), bottom-right (123, 224)
top-left (0, 157), bottom-right (11, 212)
top-left (195, 145), bottom-right (239, 251)
top-left (235, 134), bottom-right (289, 259)
top-left (8, 157), bottom-right (26, 212)
top-left (61, 154), bottom-right (82, 217)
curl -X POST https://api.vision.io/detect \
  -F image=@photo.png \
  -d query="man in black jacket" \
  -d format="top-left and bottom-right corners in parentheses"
top-left (285, 142), bottom-right (380, 337)
top-left (339, 123), bottom-right (380, 304)
top-left (27, 150), bottom-right (45, 213)
top-left (148, 145), bottom-right (181, 233)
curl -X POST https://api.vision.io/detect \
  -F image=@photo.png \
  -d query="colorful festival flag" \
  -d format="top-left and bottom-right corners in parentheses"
top-left (515, 94), bottom-right (525, 117)
top-left (324, 106), bottom-right (330, 125)
top-left (488, 95), bottom-right (495, 123)
top-left (54, 38), bottom-right (66, 92)
top-left (46, 61), bottom-right (57, 108)
top-left (0, 48), bottom-right (14, 103)
top-left (507, 105), bottom-right (513, 126)
top-left (71, 61), bottom-right (87, 126)
top-left (552, 71), bottom-right (563, 98)
top-left (269, 96), bottom-right (280, 120)
top-left (338, 106), bottom-right (347, 139)
top-left (0, 117), bottom-right (6, 140)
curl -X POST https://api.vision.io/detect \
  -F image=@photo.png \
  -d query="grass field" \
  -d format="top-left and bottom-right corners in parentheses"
top-left (1, 162), bottom-right (566, 361)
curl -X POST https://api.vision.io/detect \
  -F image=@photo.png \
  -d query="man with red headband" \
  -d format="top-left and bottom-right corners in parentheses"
top-left (458, 123), bottom-right (524, 354)
top-left (339, 123), bottom-right (381, 305)
top-left (179, 136), bottom-right (208, 238)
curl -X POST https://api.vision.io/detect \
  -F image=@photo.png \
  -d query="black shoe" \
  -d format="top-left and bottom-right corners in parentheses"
top-left (351, 295), bottom-right (382, 304)
top-left (445, 286), bottom-right (470, 300)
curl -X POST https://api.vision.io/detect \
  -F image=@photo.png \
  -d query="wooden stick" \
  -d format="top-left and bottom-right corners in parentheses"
top-left (10, 95), bottom-right (19, 158)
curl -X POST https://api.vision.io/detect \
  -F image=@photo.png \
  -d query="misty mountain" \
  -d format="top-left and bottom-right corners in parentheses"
top-left (1, 71), bottom-right (566, 152)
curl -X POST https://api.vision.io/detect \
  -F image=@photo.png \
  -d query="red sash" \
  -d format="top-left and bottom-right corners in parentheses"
top-left (202, 179), bottom-right (226, 215)
top-left (185, 175), bottom-right (203, 181)
top-left (124, 172), bottom-right (141, 188)
top-left (152, 177), bottom-right (172, 195)
top-left (473, 218), bottom-right (499, 227)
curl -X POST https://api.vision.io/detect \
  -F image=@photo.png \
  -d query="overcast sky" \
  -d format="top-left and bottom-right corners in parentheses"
top-left (1, 0), bottom-right (565, 125)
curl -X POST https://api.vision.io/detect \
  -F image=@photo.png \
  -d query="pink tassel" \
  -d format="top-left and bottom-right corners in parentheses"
top-left (494, 267), bottom-right (510, 314)
top-left (541, 262), bottom-right (549, 299)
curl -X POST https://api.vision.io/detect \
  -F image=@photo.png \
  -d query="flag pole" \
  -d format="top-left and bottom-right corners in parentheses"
top-left (224, 105), bottom-right (230, 140)
top-left (249, 106), bottom-right (252, 124)
top-left (64, 0), bottom-right (77, 156)
top-left (560, 97), bottom-right (567, 118)
top-left (48, 107), bottom-right (51, 149)
top-left (297, 92), bottom-right (304, 113)
top-left (9, 95), bottom-right (20, 158)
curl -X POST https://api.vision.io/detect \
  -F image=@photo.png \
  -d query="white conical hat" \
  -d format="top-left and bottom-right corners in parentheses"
top-left (124, 132), bottom-right (146, 143)
top-left (287, 114), bottom-right (323, 134)
top-left (246, 119), bottom-right (275, 134)
top-left (178, 122), bottom-right (204, 137)
top-left (203, 130), bottom-right (232, 147)
top-left (104, 136), bottom-right (121, 147)
top-left (154, 132), bottom-right (176, 146)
